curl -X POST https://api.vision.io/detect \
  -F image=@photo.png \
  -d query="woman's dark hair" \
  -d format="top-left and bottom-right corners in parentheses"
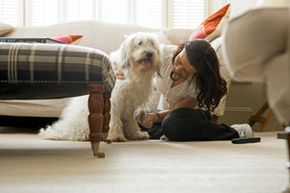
top-left (172, 40), bottom-right (227, 112)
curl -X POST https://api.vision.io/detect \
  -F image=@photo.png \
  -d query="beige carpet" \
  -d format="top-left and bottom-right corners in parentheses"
top-left (0, 127), bottom-right (288, 193)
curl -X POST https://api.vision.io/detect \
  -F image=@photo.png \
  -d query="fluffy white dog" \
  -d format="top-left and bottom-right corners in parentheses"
top-left (39, 32), bottom-right (161, 142)
top-left (108, 32), bottom-right (161, 142)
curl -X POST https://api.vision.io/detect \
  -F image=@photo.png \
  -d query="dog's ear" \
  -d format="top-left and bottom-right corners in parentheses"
top-left (120, 59), bottom-right (130, 70)
top-left (119, 37), bottom-right (131, 70)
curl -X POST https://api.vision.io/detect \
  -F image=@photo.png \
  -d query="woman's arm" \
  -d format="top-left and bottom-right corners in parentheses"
top-left (157, 97), bottom-right (197, 121)
top-left (171, 97), bottom-right (197, 110)
top-left (140, 97), bottom-right (197, 128)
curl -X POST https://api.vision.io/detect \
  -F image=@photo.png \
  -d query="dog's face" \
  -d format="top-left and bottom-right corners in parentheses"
top-left (120, 32), bottom-right (161, 76)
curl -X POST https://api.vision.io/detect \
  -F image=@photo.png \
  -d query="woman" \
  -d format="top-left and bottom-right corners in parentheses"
top-left (116, 40), bottom-right (253, 141)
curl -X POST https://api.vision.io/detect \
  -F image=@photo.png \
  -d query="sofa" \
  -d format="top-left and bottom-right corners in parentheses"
top-left (222, 7), bottom-right (289, 126)
top-left (222, 6), bottom-right (290, 193)
top-left (0, 20), bottom-right (230, 119)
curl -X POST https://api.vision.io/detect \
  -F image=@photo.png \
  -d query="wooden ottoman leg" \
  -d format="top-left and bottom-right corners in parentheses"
top-left (102, 93), bottom-right (111, 141)
top-left (284, 129), bottom-right (290, 193)
top-left (88, 84), bottom-right (105, 158)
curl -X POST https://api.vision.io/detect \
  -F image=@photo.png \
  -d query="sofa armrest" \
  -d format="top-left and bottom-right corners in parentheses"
top-left (222, 8), bottom-right (288, 82)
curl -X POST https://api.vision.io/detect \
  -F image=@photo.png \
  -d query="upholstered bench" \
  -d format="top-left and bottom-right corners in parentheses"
top-left (0, 43), bottom-right (116, 157)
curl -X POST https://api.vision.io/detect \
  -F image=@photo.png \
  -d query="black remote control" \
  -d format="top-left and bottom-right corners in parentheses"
top-left (231, 137), bottom-right (261, 144)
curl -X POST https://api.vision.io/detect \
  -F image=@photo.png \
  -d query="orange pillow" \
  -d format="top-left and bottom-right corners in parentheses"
top-left (50, 34), bottom-right (83, 44)
top-left (189, 4), bottom-right (231, 42)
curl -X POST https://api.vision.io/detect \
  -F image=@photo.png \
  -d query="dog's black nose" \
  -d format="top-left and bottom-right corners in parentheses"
top-left (145, 52), bottom-right (153, 58)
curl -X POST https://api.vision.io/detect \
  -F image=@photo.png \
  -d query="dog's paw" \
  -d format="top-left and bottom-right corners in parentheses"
top-left (106, 136), bottom-right (128, 143)
top-left (128, 131), bottom-right (150, 140)
top-left (106, 129), bottom-right (128, 142)
top-left (107, 127), bottom-right (127, 142)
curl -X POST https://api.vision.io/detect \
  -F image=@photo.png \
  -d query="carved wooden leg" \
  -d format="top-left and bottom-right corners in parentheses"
top-left (102, 93), bottom-right (111, 141)
top-left (88, 84), bottom-right (105, 158)
top-left (284, 129), bottom-right (290, 193)
top-left (248, 102), bottom-right (274, 132)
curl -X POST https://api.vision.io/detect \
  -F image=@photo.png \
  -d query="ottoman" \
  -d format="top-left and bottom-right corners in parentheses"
top-left (0, 42), bottom-right (116, 157)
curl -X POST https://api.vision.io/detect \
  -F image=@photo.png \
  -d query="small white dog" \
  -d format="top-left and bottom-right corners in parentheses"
top-left (39, 32), bottom-right (161, 142)
top-left (108, 32), bottom-right (161, 142)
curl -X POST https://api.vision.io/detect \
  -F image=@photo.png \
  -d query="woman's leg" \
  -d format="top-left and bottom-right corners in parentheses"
top-left (162, 108), bottom-right (239, 141)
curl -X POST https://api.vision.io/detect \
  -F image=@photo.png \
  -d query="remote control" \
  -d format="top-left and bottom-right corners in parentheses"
top-left (231, 137), bottom-right (261, 144)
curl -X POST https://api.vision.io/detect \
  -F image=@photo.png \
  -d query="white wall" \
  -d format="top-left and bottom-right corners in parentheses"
top-left (209, 0), bottom-right (257, 17)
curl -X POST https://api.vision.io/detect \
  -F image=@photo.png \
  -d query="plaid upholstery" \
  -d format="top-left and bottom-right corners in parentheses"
top-left (0, 43), bottom-right (115, 99)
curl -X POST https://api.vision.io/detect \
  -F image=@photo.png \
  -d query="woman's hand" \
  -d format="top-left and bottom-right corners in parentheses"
top-left (134, 110), bottom-right (156, 129)
top-left (113, 63), bottom-right (125, 80)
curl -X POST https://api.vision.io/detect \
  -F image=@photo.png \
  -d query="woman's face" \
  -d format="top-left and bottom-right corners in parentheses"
top-left (173, 49), bottom-right (197, 79)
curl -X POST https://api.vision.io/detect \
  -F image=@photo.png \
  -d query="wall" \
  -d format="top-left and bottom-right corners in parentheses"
top-left (209, 0), bottom-right (257, 17)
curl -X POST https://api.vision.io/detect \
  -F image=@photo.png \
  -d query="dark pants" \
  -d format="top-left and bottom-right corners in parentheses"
top-left (142, 108), bottom-right (239, 141)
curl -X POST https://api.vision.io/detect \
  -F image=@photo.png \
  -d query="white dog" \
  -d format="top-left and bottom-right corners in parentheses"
top-left (39, 32), bottom-right (161, 142)
top-left (108, 32), bottom-right (161, 142)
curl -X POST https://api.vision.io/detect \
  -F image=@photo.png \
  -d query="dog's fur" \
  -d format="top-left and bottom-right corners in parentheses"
top-left (39, 32), bottom-right (161, 142)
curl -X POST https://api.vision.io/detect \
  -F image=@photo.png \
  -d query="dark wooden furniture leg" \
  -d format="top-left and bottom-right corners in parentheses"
top-left (102, 93), bottom-right (111, 141)
top-left (88, 84), bottom-right (105, 158)
top-left (248, 102), bottom-right (274, 132)
top-left (284, 131), bottom-right (290, 193)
